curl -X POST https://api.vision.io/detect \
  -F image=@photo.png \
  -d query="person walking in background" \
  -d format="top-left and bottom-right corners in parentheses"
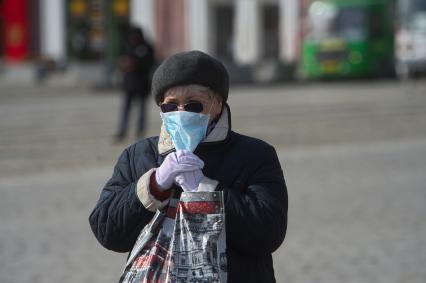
top-left (114, 26), bottom-right (155, 142)
top-left (90, 50), bottom-right (288, 282)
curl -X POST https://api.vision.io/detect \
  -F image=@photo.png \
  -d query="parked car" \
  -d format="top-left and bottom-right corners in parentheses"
top-left (396, 12), bottom-right (426, 79)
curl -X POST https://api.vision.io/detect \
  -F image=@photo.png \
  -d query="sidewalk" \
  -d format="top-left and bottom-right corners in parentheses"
top-left (1, 79), bottom-right (426, 179)
top-left (1, 80), bottom-right (426, 283)
top-left (0, 61), bottom-right (110, 91)
top-left (1, 137), bottom-right (425, 283)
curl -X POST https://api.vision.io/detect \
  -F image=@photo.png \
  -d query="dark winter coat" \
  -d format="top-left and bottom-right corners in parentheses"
top-left (89, 105), bottom-right (288, 283)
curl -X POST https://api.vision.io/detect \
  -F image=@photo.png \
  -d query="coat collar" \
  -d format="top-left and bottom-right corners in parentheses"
top-left (158, 103), bottom-right (231, 155)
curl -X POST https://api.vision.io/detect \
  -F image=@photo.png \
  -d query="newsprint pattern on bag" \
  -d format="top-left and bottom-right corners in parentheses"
top-left (120, 191), bottom-right (227, 283)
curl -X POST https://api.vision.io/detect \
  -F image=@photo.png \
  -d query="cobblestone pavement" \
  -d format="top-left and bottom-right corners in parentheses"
top-left (0, 80), bottom-right (425, 282)
top-left (273, 139), bottom-right (426, 283)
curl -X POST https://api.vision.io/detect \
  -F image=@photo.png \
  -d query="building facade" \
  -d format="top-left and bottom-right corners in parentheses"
top-left (0, 0), bottom-right (301, 83)
top-left (132, 0), bottom-right (302, 82)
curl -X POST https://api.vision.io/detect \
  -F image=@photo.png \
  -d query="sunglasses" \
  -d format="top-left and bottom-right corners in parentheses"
top-left (160, 102), bottom-right (204, 113)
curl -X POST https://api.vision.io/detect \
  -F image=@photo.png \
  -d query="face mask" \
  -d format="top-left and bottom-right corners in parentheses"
top-left (160, 111), bottom-right (210, 152)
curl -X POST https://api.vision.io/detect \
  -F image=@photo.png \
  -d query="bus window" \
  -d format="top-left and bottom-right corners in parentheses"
top-left (307, 1), bottom-right (337, 41)
top-left (333, 7), bottom-right (369, 40)
top-left (308, 2), bottom-right (369, 41)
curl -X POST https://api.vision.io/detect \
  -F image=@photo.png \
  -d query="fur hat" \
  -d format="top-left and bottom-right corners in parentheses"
top-left (152, 50), bottom-right (229, 105)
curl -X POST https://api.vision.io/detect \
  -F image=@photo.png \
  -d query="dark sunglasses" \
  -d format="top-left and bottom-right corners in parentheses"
top-left (160, 102), bottom-right (204, 113)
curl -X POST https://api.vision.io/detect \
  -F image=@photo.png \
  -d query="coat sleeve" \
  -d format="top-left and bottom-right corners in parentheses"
top-left (222, 144), bottom-right (288, 256)
top-left (88, 147), bottom-right (155, 252)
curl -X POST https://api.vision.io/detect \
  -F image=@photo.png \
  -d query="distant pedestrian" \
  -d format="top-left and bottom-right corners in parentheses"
top-left (90, 50), bottom-right (288, 282)
top-left (114, 26), bottom-right (155, 142)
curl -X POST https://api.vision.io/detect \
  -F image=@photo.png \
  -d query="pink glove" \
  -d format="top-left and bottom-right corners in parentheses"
top-left (155, 150), bottom-right (204, 190)
top-left (175, 169), bottom-right (204, 192)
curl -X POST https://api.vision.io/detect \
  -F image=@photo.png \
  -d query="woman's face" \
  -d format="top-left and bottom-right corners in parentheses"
top-left (161, 89), bottom-right (223, 122)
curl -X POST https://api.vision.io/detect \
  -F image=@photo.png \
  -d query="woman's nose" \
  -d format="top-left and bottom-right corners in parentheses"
top-left (176, 104), bottom-right (185, 111)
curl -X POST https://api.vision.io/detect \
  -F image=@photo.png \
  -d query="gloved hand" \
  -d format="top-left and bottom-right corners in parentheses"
top-left (155, 150), bottom-right (204, 190)
top-left (175, 169), bottom-right (204, 192)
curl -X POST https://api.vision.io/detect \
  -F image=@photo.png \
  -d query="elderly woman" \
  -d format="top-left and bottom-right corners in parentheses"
top-left (89, 51), bottom-right (288, 283)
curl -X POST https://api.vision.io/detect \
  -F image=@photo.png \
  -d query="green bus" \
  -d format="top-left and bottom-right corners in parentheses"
top-left (301, 0), bottom-right (395, 79)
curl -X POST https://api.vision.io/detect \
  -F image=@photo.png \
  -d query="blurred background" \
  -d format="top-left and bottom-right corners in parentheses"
top-left (0, 0), bottom-right (425, 282)
top-left (1, 0), bottom-right (426, 83)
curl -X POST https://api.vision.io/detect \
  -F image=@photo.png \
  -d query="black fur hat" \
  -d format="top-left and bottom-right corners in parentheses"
top-left (152, 50), bottom-right (229, 105)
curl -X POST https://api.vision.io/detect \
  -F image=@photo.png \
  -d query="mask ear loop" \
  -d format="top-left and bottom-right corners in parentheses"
top-left (207, 98), bottom-right (215, 115)
top-left (206, 96), bottom-right (225, 137)
top-left (208, 94), bottom-right (224, 116)
top-left (202, 97), bottom-right (217, 137)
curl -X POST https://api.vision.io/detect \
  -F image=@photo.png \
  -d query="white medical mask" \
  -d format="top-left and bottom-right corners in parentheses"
top-left (160, 111), bottom-right (210, 152)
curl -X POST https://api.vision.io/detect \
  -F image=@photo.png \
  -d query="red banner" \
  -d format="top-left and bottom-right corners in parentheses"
top-left (2, 0), bottom-right (29, 62)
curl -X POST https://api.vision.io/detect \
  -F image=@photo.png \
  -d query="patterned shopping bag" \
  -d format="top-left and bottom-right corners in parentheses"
top-left (120, 191), bottom-right (227, 283)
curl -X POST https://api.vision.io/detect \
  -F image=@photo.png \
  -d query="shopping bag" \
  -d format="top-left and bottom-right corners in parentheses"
top-left (120, 191), bottom-right (227, 283)
top-left (119, 207), bottom-right (170, 283)
top-left (170, 191), bottom-right (227, 282)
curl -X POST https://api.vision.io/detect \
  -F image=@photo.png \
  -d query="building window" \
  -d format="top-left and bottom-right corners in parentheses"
top-left (262, 4), bottom-right (279, 59)
top-left (212, 4), bottom-right (234, 62)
